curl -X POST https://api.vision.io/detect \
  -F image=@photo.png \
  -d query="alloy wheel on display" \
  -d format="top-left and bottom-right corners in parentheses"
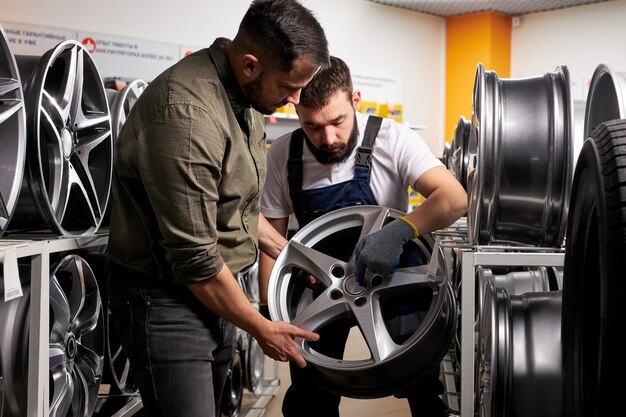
top-left (220, 347), bottom-right (242, 417)
top-left (478, 283), bottom-right (562, 417)
top-left (467, 63), bottom-right (573, 247)
top-left (0, 256), bottom-right (104, 417)
top-left (49, 255), bottom-right (104, 417)
top-left (584, 64), bottom-right (626, 139)
top-left (13, 40), bottom-right (112, 236)
top-left (268, 205), bottom-right (456, 398)
top-left (106, 79), bottom-right (147, 142)
top-left (448, 116), bottom-right (471, 190)
top-left (0, 24), bottom-right (27, 237)
top-left (242, 333), bottom-right (264, 395)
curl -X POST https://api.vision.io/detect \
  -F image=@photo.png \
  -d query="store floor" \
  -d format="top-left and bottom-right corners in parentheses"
top-left (243, 328), bottom-right (412, 417)
top-left (250, 359), bottom-right (412, 417)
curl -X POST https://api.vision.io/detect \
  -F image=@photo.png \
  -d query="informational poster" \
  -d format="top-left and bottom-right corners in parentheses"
top-left (2, 21), bottom-right (73, 56)
top-left (352, 73), bottom-right (403, 104)
top-left (77, 31), bottom-right (180, 81)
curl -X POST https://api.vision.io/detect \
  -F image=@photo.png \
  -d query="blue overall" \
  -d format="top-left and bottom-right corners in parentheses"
top-left (282, 116), bottom-right (444, 417)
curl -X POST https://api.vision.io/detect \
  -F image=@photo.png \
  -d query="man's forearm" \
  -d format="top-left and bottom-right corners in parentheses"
top-left (188, 264), bottom-right (268, 340)
top-left (258, 213), bottom-right (289, 260)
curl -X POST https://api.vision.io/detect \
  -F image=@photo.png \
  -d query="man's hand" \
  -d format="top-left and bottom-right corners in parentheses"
top-left (353, 217), bottom-right (417, 284)
top-left (256, 321), bottom-right (319, 368)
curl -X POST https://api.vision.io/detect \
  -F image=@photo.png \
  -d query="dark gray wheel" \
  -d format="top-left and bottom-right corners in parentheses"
top-left (584, 64), bottom-right (626, 139)
top-left (467, 63), bottom-right (573, 246)
top-left (13, 40), bottom-right (112, 236)
top-left (448, 116), bottom-right (471, 190)
top-left (562, 119), bottom-right (626, 417)
top-left (268, 205), bottom-right (455, 398)
top-left (478, 283), bottom-right (562, 417)
top-left (0, 24), bottom-right (27, 238)
top-left (220, 347), bottom-right (242, 417)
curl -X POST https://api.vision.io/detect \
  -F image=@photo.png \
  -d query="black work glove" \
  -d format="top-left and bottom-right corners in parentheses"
top-left (354, 217), bottom-right (418, 285)
top-left (258, 303), bottom-right (271, 320)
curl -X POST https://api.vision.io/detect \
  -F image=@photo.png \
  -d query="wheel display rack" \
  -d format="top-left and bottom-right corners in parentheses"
top-left (0, 233), bottom-right (142, 417)
top-left (436, 218), bottom-right (565, 417)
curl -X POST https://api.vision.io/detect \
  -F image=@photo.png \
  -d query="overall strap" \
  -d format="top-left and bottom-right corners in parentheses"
top-left (355, 116), bottom-right (383, 179)
top-left (287, 128), bottom-right (305, 201)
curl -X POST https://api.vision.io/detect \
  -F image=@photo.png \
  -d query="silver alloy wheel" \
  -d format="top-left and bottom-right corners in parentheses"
top-left (478, 283), bottom-right (562, 417)
top-left (49, 255), bottom-right (104, 417)
top-left (243, 333), bottom-right (264, 395)
top-left (268, 205), bottom-right (456, 398)
top-left (107, 79), bottom-right (147, 142)
top-left (14, 40), bottom-right (112, 236)
top-left (0, 24), bottom-right (27, 237)
top-left (584, 64), bottom-right (626, 139)
top-left (448, 116), bottom-right (471, 190)
top-left (467, 63), bottom-right (573, 247)
top-left (0, 256), bottom-right (104, 417)
top-left (102, 79), bottom-right (147, 227)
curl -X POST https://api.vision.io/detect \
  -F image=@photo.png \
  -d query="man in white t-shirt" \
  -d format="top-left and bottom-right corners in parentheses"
top-left (258, 56), bottom-right (467, 417)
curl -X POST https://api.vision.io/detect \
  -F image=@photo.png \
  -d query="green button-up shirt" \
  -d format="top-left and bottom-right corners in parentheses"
top-left (108, 38), bottom-right (266, 284)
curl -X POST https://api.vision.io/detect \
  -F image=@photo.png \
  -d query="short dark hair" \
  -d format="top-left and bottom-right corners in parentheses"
top-left (237, 0), bottom-right (329, 70)
top-left (299, 56), bottom-right (353, 110)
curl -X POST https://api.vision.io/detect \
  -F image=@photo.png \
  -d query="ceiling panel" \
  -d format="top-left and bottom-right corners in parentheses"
top-left (367, 0), bottom-right (614, 17)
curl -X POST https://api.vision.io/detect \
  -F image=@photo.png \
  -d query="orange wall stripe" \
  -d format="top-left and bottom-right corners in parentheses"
top-left (445, 12), bottom-right (511, 142)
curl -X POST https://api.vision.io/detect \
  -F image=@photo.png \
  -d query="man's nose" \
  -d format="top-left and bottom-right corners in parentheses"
top-left (286, 89), bottom-right (302, 105)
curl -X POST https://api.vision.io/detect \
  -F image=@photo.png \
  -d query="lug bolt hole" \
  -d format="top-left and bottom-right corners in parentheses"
top-left (354, 297), bottom-right (367, 307)
top-left (329, 289), bottom-right (343, 300)
top-left (331, 265), bottom-right (345, 278)
top-left (371, 275), bottom-right (384, 287)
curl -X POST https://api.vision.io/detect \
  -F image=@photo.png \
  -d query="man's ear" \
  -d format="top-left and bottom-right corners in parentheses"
top-left (352, 90), bottom-right (362, 111)
top-left (242, 53), bottom-right (262, 81)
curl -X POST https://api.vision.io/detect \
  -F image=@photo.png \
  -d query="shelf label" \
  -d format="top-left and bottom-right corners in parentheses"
top-left (3, 247), bottom-right (23, 302)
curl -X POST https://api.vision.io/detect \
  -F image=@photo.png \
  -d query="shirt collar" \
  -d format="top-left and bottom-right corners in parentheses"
top-left (208, 38), bottom-right (250, 115)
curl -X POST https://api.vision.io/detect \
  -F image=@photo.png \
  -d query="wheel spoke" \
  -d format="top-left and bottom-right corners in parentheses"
top-left (353, 301), bottom-right (398, 362)
top-left (0, 77), bottom-right (21, 95)
top-left (291, 290), bottom-right (351, 332)
top-left (49, 348), bottom-right (72, 417)
top-left (53, 46), bottom-right (79, 123)
top-left (49, 278), bottom-right (71, 344)
top-left (68, 160), bottom-right (102, 225)
top-left (0, 98), bottom-right (22, 124)
top-left (0, 190), bottom-right (8, 227)
top-left (380, 265), bottom-right (437, 292)
top-left (283, 241), bottom-right (344, 288)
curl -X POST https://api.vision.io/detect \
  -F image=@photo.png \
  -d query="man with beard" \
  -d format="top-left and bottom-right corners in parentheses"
top-left (258, 56), bottom-right (467, 417)
top-left (106, 1), bottom-right (329, 416)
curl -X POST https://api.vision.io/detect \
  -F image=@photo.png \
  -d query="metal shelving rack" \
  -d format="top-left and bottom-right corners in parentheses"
top-left (436, 219), bottom-right (565, 417)
top-left (1, 234), bottom-right (109, 417)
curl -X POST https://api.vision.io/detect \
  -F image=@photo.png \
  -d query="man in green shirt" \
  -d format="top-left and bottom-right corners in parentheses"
top-left (107, 1), bottom-right (329, 415)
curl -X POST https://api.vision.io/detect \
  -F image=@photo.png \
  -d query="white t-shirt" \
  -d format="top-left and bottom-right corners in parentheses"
top-left (261, 112), bottom-right (443, 219)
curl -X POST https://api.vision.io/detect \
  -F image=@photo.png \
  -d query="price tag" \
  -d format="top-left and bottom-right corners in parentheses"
top-left (3, 247), bottom-right (23, 301)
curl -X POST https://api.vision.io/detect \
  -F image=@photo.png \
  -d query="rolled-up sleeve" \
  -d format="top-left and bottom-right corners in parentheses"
top-left (138, 103), bottom-right (224, 284)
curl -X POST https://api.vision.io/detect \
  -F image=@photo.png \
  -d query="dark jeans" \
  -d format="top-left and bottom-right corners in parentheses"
top-left (107, 264), bottom-right (236, 417)
top-left (282, 320), bottom-right (445, 417)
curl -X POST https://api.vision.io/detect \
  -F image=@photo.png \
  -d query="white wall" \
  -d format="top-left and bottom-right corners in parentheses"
top-left (511, 0), bottom-right (626, 99)
top-left (0, 0), bottom-right (446, 152)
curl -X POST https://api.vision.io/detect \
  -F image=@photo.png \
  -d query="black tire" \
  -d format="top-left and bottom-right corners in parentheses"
top-left (562, 119), bottom-right (626, 417)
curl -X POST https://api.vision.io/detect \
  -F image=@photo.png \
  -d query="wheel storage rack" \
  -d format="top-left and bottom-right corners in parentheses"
top-left (436, 219), bottom-right (565, 417)
top-left (0, 233), bottom-right (145, 417)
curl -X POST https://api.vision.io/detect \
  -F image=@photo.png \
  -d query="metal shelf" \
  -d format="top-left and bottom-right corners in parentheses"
top-left (1, 233), bottom-right (110, 417)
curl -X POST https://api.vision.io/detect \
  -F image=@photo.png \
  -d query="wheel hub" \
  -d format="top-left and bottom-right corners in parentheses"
top-left (61, 128), bottom-right (73, 159)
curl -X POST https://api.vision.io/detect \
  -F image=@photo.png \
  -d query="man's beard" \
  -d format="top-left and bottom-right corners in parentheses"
top-left (304, 114), bottom-right (359, 165)
top-left (243, 73), bottom-right (286, 115)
